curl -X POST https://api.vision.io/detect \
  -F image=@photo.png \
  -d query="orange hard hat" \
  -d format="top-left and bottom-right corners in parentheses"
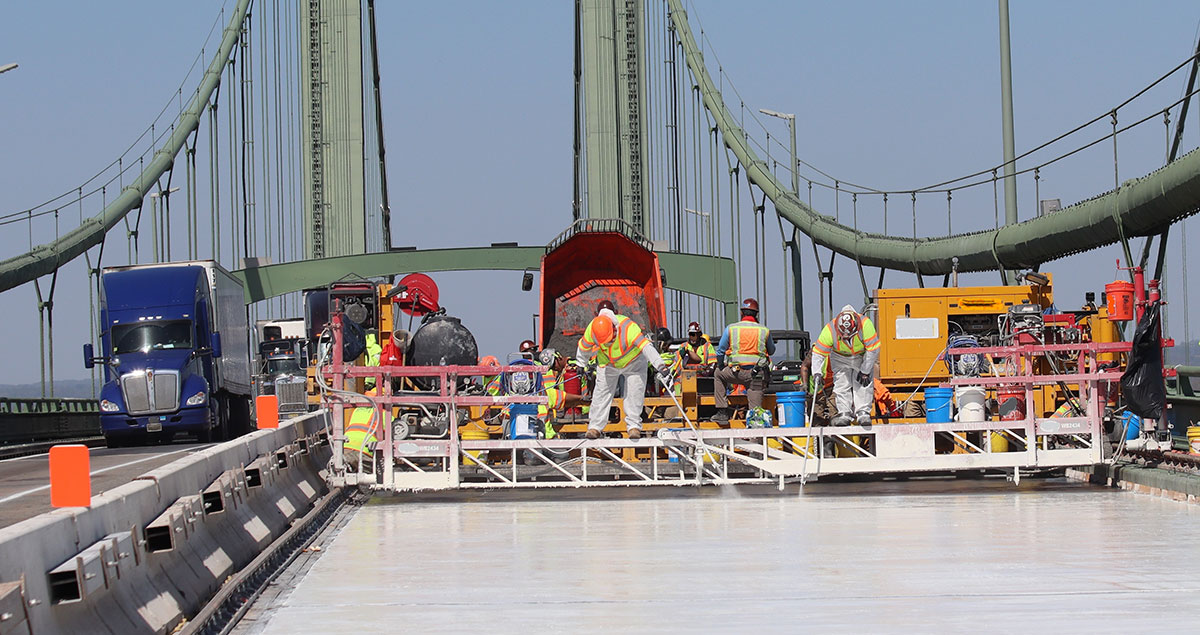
top-left (589, 316), bottom-right (615, 344)
top-left (478, 355), bottom-right (499, 367)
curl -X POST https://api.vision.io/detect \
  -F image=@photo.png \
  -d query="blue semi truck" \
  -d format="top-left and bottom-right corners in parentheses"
top-left (84, 261), bottom-right (252, 446)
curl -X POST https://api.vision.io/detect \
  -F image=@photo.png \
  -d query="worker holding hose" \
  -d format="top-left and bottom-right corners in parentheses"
top-left (576, 300), bottom-right (670, 440)
top-left (811, 305), bottom-right (881, 427)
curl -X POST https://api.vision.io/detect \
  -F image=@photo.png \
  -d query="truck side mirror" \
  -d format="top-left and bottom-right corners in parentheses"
top-left (83, 343), bottom-right (95, 369)
top-left (211, 333), bottom-right (223, 359)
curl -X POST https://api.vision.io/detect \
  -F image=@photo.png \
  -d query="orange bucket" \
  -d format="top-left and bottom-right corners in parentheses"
top-left (1105, 280), bottom-right (1135, 321)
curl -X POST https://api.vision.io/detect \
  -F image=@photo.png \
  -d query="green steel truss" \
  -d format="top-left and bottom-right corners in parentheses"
top-left (235, 246), bottom-right (739, 322)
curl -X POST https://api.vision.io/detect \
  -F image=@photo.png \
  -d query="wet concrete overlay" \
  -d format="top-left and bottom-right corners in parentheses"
top-left (253, 478), bottom-right (1200, 632)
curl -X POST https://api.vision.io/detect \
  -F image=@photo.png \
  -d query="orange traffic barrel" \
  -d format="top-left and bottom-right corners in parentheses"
top-left (1105, 280), bottom-right (1135, 321)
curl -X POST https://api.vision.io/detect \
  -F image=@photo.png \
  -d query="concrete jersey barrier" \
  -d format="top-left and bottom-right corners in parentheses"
top-left (0, 410), bottom-right (332, 634)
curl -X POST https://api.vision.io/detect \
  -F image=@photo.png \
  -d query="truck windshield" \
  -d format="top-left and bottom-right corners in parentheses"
top-left (266, 356), bottom-right (302, 375)
top-left (112, 320), bottom-right (194, 354)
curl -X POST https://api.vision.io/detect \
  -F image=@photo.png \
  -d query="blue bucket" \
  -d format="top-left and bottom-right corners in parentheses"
top-left (777, 391), bottom-right (807, 428)
top-left (1122, 411), bottom-right (1142, 440)
top-left (925, 387), bottom-right (953, 423)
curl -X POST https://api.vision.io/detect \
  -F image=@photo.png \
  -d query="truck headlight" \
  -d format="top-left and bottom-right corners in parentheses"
top-left (99, 399), bottom-right (120, 412)
top-left (186, 391), bottom-right (207, 406)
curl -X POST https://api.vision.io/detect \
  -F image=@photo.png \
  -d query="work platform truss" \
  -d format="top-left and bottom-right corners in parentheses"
top-left (324, 340), bottom-right (1125, 492)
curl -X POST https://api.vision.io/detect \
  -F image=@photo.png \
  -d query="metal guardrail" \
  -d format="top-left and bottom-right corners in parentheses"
top-left (1167, 366), bottom-right (1200, 430)
top-left (0, 397), bottom-right (100, 445)
top-left (545, 218), bottom-right (655, 254)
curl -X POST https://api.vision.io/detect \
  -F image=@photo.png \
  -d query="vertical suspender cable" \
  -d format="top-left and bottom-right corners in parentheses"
top-left (240, 21), bottom-right (253, 271)
top-left (366, 0), bottom-right (393, 249)
top-left (227, 56), bottom-right (238, 268)
top-left (572, 0), bottom-right (583, 222)
top-left (210, 94), bottom-right (220, 262)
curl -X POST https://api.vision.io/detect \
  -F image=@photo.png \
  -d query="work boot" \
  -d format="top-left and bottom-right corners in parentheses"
top-left (856, 412), bottom-right (872, 427)
top-left (831, 413), bottom-right (852, 427)
top-left (628, 428), bottom-right (642, 440)
top-left (585, 429), bottom-right (601, 440)
top-left (711, 408), bottom-right (730, 427)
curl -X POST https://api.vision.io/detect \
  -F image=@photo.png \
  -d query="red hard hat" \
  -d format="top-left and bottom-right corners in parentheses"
top-left (687, 321), bottom-right (702, 334)
top-left (741, 298), bottom-right (759, 313)
top-left (518, 339), bottom-right (537, 353)
top-left (596, 300), bottom-right (616, 315)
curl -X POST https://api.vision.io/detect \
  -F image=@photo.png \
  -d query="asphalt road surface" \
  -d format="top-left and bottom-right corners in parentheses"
top-left (0, 441), bottom-right (216, 529)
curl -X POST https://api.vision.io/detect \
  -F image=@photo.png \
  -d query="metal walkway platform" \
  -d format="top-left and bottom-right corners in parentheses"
top-left (328, 341), bottom-right (1117, 493)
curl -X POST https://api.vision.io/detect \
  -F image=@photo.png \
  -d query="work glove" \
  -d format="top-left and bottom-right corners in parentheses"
top-left (811, 373), bottom-right (822, 391)
top-left (655, 366), bottom-right (674, 386)
top-left (856, 371), bottom-right (872, 388)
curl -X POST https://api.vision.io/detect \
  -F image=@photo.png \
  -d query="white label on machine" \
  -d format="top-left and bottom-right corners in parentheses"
top-left (894, 317), bottom-right (939, 340)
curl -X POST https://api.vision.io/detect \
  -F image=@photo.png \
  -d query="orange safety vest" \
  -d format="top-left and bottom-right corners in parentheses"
top-left (578, 314), bottom-right (650, 369)
top-left (725, 320), bottom-right (770, 365)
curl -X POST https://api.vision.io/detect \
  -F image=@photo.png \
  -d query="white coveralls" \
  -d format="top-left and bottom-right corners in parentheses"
top-left (576, 311), bottom-right (666, 434)
top-left (812, 306), bottom-right (880, 423)
top-left (813, 351), bottom-right (878, 420)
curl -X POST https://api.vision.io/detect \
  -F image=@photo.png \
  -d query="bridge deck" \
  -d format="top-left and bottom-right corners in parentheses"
top-left (237, 478), bottom-right (1200, 633)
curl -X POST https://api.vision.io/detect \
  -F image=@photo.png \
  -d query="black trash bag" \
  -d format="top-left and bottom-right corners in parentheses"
top-left (340, 318), bottom-right (367, 363)
top-left (1120, 301), bottom-right (1165, 419)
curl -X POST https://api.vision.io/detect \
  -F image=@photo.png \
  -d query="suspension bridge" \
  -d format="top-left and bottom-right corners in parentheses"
top-left (2, 0), bottom-right (1198, 405)
top-left (0, 2), bottom-right (1198, 632)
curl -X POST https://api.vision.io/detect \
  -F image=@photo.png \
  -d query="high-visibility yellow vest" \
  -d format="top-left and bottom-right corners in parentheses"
top-left (658, 351), bottom-right (683, 395)
top-left (365, 334), bottom-right (382, 366)
top-left (345, 406), bottom-right (379, 457)
top-left (812, 315), bottom-right (880, 358)
top-left (578, 314), bottom-right (650, 369)
top-left (684, 338), bottom-right (717, 364)
top-left (725, 320), bottom-right (771, 365)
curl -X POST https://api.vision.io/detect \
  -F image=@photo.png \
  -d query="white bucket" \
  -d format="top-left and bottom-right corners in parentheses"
top-left (954, 386), bottom-right (987, 422)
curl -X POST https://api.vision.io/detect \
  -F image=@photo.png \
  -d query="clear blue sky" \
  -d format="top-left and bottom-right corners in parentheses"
top-left (2, 1), bottom-right (1199, 386)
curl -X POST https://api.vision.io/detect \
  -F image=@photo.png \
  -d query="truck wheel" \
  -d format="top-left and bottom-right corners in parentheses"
top-left (199, 398), bottom-right (225, 443)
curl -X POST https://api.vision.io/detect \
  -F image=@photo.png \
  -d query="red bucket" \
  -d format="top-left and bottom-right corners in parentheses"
top-left (997, 386), bottom-right (1026, 421)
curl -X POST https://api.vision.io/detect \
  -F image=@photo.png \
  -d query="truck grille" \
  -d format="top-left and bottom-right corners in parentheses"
top-left (120, 370), bottom-right (180, 415)
top-left (275, 377), bottom-right (308, 412)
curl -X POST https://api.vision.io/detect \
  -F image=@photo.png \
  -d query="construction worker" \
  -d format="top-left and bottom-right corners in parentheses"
top-left (344, 389), bottom-right (381, 470)
top-left (811, 304), bottom-right (881, 426)
top-left (537, 348), bottom-right (588, 437)
top-left (576, 300), bottom-right (670, 440)
top-left (683, 321), bottom-right (717, 366)
top-left (713, 298), bottom-right (776, 425)
top-left (363, 329), bottom-right (383, 390)
top-left (518, 339), bottom-right (537, 359)
top-left (479, 355), bottom-right (502, 396)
